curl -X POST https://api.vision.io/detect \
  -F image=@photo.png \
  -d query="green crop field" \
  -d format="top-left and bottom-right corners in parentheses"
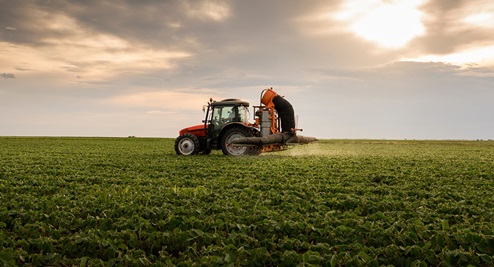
top-left (1, 137), bottom-right (494, 266)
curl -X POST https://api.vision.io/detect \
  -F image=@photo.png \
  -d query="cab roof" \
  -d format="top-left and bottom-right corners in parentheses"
top-left (211, 99), bottom-right (250, 107)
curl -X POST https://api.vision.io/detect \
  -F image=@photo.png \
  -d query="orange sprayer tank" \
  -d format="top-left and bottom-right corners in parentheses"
top-left (261, 88), bottom-right (278, 106)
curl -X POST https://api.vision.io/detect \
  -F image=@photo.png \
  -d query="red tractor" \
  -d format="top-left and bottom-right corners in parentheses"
top-left (174, 88), bottom-right (316, 156)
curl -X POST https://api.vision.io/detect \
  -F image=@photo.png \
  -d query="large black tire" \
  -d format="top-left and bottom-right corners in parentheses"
top-left (175, 134), bottom-right (200, 155)
top-left (247, 146), bottom-right (261, 155)
top-left (221, 127), bottom-right (259, 156)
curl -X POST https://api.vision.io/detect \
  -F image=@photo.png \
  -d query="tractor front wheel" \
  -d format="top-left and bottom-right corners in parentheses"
top-left (175, 134), bottom-right (200, 155)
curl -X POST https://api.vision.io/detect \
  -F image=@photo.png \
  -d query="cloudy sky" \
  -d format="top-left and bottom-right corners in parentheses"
top-left (1, 0), bottom-right (493, 139)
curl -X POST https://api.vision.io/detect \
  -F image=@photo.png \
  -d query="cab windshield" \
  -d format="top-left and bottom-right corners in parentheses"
top-left (211, 105), bottom-right (249, 124)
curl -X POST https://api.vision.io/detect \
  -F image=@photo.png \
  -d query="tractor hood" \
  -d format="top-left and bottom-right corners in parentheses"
top-left (179, 124), bottom-right (207, 137)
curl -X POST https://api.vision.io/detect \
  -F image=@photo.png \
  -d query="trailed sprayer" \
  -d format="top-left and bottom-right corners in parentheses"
top-left (174, 88), bottom-right (317, 156)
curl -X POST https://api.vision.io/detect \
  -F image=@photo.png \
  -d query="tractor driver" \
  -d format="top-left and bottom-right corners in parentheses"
top-left (227, 110), bottom-right (236, 122)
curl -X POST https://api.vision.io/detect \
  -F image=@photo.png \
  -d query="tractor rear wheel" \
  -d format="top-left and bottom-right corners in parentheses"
top-left (175, 134), bottom-right (200, 155)
top-left (221, 127), bottom-right (258, 156)
top-left (247, 146), bottom-right (261, 155)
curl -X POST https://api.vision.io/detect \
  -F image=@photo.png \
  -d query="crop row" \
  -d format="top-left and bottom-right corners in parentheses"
top-left (1, 137), bottom-right (494, 266)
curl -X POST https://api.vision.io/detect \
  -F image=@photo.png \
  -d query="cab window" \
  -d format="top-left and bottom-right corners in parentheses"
top-left (238, 105), bottom-right (249, 123)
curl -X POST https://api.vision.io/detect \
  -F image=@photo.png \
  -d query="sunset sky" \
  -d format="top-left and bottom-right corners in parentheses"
top-left (1, 0), bottom-right (493, 139)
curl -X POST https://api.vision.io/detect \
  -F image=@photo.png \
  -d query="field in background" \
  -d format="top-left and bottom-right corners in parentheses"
top-left (1, 137), bottom-right (494, 266)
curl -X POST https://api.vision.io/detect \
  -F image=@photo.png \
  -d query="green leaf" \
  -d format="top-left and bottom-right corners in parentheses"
top-left (80, 257), bottom-right (89, 267)
top-left (441, 220), bottom-right (449, 230)
top-left (480, 254), bottom-right (493, 264)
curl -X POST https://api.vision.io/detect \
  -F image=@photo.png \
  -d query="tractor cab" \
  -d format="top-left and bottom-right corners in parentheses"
top-left (206, 99), bottom-right (250, 141)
